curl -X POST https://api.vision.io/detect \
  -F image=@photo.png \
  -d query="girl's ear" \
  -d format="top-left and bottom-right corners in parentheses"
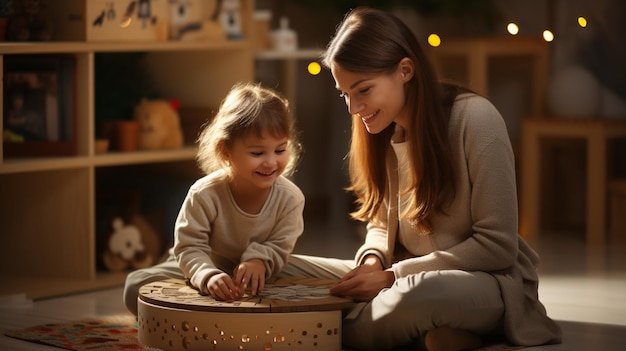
top-left (399, 57), bottom-right (415, 82)
top-left (217, 141), bottom-right (230, 162)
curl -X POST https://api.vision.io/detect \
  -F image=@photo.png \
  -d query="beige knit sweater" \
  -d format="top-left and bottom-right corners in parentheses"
top-left (355, 94), bottom-right (562, 346)
top-left (173, 169), bottom-right (305, 295)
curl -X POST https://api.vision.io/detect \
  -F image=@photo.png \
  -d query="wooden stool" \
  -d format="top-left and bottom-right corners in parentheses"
top-left (138, 277), bottom-right (354, 351)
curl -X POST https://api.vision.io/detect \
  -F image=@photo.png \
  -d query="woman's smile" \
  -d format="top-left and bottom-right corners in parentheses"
top-left (358, 110), bottom-right (379, 124)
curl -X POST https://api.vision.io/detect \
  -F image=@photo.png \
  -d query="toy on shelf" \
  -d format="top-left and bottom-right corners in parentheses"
top-left (168, 0), bottom-right (224, 41)
top-left (219, 0), bottom-right (243, 40)
top-left (102, 216), bottom-right (160, 272)
top-left (134, 98), bottom-right (184, 150)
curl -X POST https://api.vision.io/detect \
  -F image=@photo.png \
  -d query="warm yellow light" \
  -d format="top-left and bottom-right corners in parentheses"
top-left (543, 30), bottom-right (554, 42)
top-left (506, 23), bottom-right (519, 35)
top-left (307, 61), bottom-right (321, 75)
top-left (578, 16), bottom-right (588, 28)
top-left (427, 34), bottom-right (441, 47)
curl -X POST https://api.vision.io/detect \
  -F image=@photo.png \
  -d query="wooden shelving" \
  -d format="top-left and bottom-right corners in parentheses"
top-left (0, 2), bottom-right (255, 300)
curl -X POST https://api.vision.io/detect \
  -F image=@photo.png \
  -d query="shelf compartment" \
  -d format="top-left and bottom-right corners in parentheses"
top-left (93, 147), bottom-right (197, 167)
top-left (0, 168), bottom-right (93, 280)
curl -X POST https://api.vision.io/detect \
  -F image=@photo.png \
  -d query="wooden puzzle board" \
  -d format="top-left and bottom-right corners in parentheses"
top-left (139, 277), bottom-right (354, 313)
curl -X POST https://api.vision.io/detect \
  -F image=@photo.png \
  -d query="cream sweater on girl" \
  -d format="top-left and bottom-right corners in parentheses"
top-left (173, 169), bottom-right (305, 295)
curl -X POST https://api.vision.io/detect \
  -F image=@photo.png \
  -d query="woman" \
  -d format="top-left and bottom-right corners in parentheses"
top-left (282, 7), bottom-right (561, 351)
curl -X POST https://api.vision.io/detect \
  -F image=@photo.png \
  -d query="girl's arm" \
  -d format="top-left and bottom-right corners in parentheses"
top-left (173, 188), bottom-right (223, 295)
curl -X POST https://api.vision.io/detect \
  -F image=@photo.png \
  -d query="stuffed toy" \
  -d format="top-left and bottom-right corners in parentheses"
top-left (7, 0), bottom-right (53, 41)
top-left (102, 216), bottom-right (162, 272)
top-left (134, 98), bottom-right (184, 150)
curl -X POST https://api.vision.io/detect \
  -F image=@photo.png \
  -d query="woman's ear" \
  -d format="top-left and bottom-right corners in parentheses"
top-left (399, 57), bottom-right (415, 82)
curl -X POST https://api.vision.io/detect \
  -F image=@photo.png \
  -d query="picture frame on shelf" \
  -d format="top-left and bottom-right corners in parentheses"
top-left (2, 55), bottom-right (77, 157)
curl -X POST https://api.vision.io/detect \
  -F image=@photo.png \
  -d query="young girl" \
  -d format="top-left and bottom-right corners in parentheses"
top-left (280, 7), bottom-right (562, 351)
top-left (123, 82), bottom-right (304, 314)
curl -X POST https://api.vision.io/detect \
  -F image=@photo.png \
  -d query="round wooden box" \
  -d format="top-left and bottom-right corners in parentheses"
top-left (137, 277), bottom-right (354, 351)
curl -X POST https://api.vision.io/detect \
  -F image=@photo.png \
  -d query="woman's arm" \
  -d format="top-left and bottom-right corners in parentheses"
top-left (392, 96), bottom-right (520, 278)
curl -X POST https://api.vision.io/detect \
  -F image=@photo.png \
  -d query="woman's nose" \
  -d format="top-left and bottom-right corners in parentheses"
top-left (347, 96), bottom-right (363, 115)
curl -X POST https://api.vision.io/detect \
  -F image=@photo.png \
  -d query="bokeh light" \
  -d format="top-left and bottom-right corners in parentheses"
top-left (307, 61), bottom-right (321, 75)
top-left (506, 23), bottom-right (519, 35)
top-left (542, 30), bottom-right (554, 42)
top-left (427, 34), bottom-right (441, 47)
top-left (578, 16), bottom-right (588, 28)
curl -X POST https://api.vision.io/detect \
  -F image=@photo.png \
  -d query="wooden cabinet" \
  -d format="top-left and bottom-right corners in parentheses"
top-left (0, 4), bottom-right (255, 300)
top-left (520, 117), bottom-right (626, 270)
top-left (429, 36), bottom-right (549, 115)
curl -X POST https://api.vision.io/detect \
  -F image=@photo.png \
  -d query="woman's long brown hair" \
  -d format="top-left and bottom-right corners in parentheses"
top-left (322, 7), bottom-right (458, 231)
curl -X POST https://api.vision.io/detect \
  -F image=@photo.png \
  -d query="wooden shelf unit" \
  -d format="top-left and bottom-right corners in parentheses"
top-left (0, 2), bottom-right (255, 300)
top-left (520, 117), bottom-right (626, 269)
top-left (429, 36), bottom-right (549, 115)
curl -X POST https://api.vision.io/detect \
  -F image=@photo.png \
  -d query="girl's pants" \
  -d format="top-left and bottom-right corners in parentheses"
top-left (123, 254), bottom-right (504, 350)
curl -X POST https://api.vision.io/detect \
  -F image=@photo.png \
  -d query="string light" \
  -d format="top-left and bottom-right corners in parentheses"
top-left (307, 61), bottom-right (321, 75)
top-left (543, 30), bottom-right (554, 42)
top-left (507, 23), bottom-right (519, 35)
top-left (427, 34), bottom-right (441, 47)
top-left (434, 15), bottom-right (588, 46)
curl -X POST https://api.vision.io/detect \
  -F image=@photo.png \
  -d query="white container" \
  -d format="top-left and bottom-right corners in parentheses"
top-left (270, 17), bottom-right (297, 51)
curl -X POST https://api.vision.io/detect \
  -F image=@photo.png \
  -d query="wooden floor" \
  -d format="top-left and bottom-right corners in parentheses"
top-left (1, 220), bottom-right (625, 350)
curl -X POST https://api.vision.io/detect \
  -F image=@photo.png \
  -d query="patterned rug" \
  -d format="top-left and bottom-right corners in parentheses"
top-left (4, 314), bottom-right (149, 351)
top-left (4, 313), bottom-right (523, 351)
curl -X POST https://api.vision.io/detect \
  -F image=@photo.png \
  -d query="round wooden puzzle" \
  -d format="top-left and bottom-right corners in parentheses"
top-left (137, 277), bottom-right (354, 350)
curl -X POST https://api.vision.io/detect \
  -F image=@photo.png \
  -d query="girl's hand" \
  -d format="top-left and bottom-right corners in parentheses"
top-left (207, 272), bottom-right (238, 301)
top-left (233, 259), bottom-right (266, 296)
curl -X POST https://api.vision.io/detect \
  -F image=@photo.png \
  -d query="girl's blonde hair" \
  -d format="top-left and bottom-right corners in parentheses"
top-left (196, 82), bottom-right (301, 177)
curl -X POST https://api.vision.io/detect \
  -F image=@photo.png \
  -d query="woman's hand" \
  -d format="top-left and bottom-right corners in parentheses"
top-left (207, 272), bottom-right (238, 301)
top-left (330, 255), bottom-right (395, 301)
top-left (233, 258), bottom-right (266, 296)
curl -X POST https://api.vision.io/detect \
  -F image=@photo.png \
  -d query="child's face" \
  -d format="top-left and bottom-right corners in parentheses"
top-left (224, 131), bottom-right (290, 190)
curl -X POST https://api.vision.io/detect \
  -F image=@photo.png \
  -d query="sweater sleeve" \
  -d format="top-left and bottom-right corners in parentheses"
top-left (173, 184), bottom-right (222, 295)
top-left (391, 96), bottom-right (520, 278)
top-left (355, 211), bottom-right (392, 268)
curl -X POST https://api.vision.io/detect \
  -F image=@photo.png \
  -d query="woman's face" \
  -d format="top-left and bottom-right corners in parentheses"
top-left (331, 60), bottom-right (413, 133)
